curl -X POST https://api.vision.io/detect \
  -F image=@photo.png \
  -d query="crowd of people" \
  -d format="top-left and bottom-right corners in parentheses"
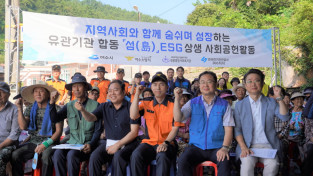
top-left (0, 65), bottom-right (313, 176)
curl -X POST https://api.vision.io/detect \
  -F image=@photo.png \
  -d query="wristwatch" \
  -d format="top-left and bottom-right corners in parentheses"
top-left (276, 97), bottom-right (283, 101)
top-left (222, 145), bottom-right (231, 152)
top-left (164, 140), bottom-right (170, 145)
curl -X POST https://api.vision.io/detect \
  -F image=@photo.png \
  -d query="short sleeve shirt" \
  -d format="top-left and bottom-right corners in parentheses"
top-left (139, 96), bottom-right (180, 145)
top-left (92, 100), bottom-right (140, 140)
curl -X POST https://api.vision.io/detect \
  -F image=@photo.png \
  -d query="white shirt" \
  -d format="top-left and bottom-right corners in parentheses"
top-left (249, 95), bottom-right (270, 145)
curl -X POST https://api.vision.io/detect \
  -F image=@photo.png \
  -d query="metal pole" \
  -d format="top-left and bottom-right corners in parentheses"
top-left (273, 27), bottom-right (277, 85)
top-left (7, 5), bottom-right (12, 83)
top-left (277, 28), bottom-right (282, 86)
top-left (16, 7), bottom-right (20, 94)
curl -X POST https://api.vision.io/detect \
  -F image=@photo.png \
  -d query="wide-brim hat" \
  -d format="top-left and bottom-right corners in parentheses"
top-left (291, 92), bottom-right (306, 100)
top-left (65, 75), bottom-right (92, 91)
top-left (233, 83), bottom-right (246, 92)
top-left (21, 81), bottom-right (59, 103)
top-left (93, 66), bottom-right (108, 73)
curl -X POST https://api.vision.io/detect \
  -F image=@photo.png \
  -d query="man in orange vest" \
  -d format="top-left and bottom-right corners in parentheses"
top-left (90, 66), bottom-right (111, 103)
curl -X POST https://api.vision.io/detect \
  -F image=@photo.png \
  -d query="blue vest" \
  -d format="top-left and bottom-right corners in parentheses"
top-left (174, 78), bottom-right (189, 90)
top-left (189, 96), bottom-right (228, 150)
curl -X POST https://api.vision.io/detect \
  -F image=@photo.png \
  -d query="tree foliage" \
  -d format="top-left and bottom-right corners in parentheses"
top-left (188, 0), bottom-right (313, 87)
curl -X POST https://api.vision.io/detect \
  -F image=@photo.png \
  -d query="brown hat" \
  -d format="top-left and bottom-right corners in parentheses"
top-left (21, 81), bottom-right (58, 103)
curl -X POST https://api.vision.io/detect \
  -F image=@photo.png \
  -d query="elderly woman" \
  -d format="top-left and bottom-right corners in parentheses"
top-left (234, 69), bottom-right (289, 176)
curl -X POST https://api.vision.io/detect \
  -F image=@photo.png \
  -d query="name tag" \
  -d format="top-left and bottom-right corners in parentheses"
top-left (147, 109), bottom-right (154, 113)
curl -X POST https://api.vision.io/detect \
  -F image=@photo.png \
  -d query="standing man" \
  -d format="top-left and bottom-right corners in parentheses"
top-left (174, 66), bottom-right (191, 92)
top-left (90, 66), bottom-right (111, 103)
top-left (12, 82), bottom-right (63, 176)
top-left (222, 71), bottom-right (232, 89)
top-left (49, 75), bottom-right (101, 176)
top-left (140, 71), bottom-right (151, 88)
top-left (128, 73), bottom-right (142, 102)
top-left (0, 82), bottom-right (19, 176)
top-left (167, 68), bottom-right (175, 96)
top-left (130, 73), bottom-right (181, 176)
top-left (177, 71), bottom-right (234, 176)
top-left (234, 69), bottom-right (289, 176)
top-left (79, 80), bottom-right (140, 176)
top-left (116, 68), bottom-right (130, 95)
top-left (46, 65), bottom-right (67, 105)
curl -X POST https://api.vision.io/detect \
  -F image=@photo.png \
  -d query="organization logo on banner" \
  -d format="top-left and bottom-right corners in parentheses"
top-left (125, 56), bottom-right (134, 61)
top-left (88, 55), bottom-right (99, 60)
top-left (162, 56), bottom-right (170, 63)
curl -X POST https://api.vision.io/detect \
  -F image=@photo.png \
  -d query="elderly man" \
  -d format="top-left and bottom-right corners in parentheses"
top-left (49, 75), bottom-right (101, 176)
top-left (79, 80), bottom-right (140, 176)
top-left (90, 66), bottom-right (111, 103)
top-left (0, 82), bottom-right (19, 176)
top-left (130, 73), bottom-right (181, 176)
top-left (11, 81), bottom-right (63, 176)
top-left (177, 71), bottom-right (234, 176)
top-left (234, 69), bottom-right (289, 176)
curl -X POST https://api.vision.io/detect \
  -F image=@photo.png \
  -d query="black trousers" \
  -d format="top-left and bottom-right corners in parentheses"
top-left (130, 143), bottom-right (177, 176)
top-left (89, 139), bottom-right (138, 176)
top-left (53, 148), bottom-right (90, 176)
top-left (11, 143), bottom-right (55, 176)
top-left (303, 143), bottom-right (313, 175)
top-left (177, 145), bottom-right (231, 176)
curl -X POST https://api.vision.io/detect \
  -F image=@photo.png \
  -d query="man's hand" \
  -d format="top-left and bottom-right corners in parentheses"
top-left (240, 147), bottom-right (254, 158)
top-left (131, 79), bottom-right (135, 85)
top-left (50, 91), bottom-right (59, 104)
top-left (15, 98), bottom-right (23, 109)
top-left (135, 85), bottom-right (145, 96)
top-left (93, 82), bottom-right (99, 87)
top-left (74, 101), bottom-right (85, 111)
top-left (174, 87), bottom-right (183, 99)
top-left (156, 143), bottom-right (168, 153)
top-left (273, 86), bottom-right (283, 99)
top-left (35, 144), bottom-right (46, 154)
top-left (58, 100), bottom-right (64, 106)
top-left (82, 144), bottom-right (91, 154)
top-left (216, 148), bottom-right (230, 162)
top-left (106, 143), bottom-right (121, 155)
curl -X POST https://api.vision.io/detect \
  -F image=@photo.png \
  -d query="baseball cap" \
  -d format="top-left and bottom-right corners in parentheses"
top-left (52, 65), bottom-right (61, 70)
top-left (117, 68), bottom-right (125, 73)
top-left (0, 82), bottom-right (10, 93)
top-left (152, 73), bottom-right (167, 84)
top-left (135, 73), bottom-right (142, 78)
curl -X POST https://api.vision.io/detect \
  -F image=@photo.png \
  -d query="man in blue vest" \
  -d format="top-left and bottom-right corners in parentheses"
top-left (174, 66), bottom-right (191, 93)
top-left (176, 71), bottom-right (234, 176)
top-left (49, 74), bottom-right (101, 176)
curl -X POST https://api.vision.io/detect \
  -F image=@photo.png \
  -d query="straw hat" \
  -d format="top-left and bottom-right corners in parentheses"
top-left (21, 81), bottom-right (59, 103)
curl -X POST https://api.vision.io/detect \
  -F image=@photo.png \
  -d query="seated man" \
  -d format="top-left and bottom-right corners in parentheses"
top-left (49, 75), bottom-right (101, 176)
top-left (130, 73), bottom-right (181, 176)
top-left (177, 71), bottom-right (234, 176)
top-left (11, 81), bottom-right (63, 176)
top-left (0, 82), bottom-right (19, 176)
top-left (80, 80), bottom-right (140, 176)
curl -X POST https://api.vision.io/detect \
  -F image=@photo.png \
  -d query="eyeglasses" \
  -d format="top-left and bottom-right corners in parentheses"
top-left (200, 80), bottom-right (215, 85)
top-left (245, 80), bottom-right (261, 84)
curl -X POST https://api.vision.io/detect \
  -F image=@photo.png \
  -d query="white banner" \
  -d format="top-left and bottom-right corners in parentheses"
top-left (23, 11), bottom-right (272, 67)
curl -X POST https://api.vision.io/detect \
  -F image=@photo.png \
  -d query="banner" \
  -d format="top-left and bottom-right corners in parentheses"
top-left (23, 11), bottom-right (272, 67)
